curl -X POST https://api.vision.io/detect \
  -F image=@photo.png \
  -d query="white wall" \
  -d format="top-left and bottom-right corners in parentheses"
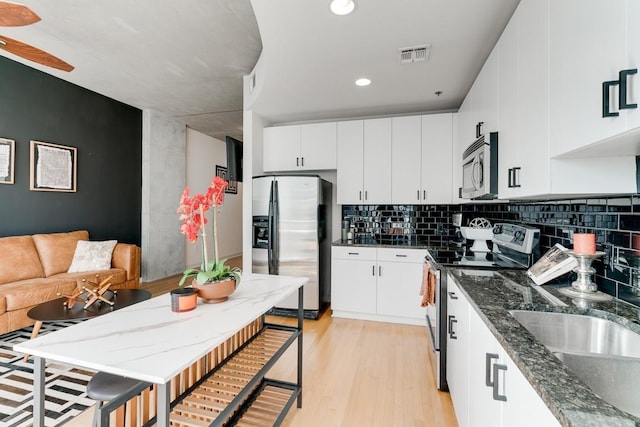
top-left (185, 128), bottom-right (243, 269)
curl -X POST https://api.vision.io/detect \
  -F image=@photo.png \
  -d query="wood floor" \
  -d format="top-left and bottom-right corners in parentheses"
top-left (68, 256), bottom-right (458, 426)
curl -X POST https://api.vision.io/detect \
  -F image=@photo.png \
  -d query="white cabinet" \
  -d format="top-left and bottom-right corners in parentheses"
top-left (331, 246), bottom-right (426, 325)
top-left (497, 0), bottom-right (550, 199)
top-left (263, 122), bottom-right (336, 172)
top-left (445, 275), bottom-right (560, 427)
top-left (337, 118), bottom-right (392, 204)
top-left (472, 48), bottom-right (499, 135)
top-left (331, 247), bottom-right (377, 314)
top-left (548, 0), bottom-right (627, 157)
top-left (445, 277), bottom-right (470, 427)
top-left (392, 113), bottom-right (453, 204)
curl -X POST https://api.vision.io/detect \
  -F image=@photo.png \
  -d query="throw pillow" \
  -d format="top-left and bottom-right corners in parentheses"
top-left (67, 240), bottom-right (118, 273)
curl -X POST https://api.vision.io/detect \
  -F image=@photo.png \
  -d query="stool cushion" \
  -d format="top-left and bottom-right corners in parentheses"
top-left (87, 372), bottom-right (148, 401)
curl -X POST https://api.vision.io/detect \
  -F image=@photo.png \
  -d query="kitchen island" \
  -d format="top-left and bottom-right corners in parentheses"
top-left (447, 268), bottom-right (640, 427)
top-left (15, 273), bottom-right (308, 427)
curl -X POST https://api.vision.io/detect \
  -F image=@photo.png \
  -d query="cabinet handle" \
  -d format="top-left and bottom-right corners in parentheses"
top-left (365, 190), bottom-right (368, 201)
top-left (359, 191), bottom-right (362, 201)
top-left (512, 167), bottom-right (521, 188)
top-left (485, 353), bottom-right (500, 387)
top-left (475, 121), bottom-right (484, 138)
top-left (296, 157), bottom-right (300, 166)
top-left (417, 190), bottom-right (420, 200)
top-left (378, 266), bottom-right (382, 276)
top-left (448, 291), bottom-right (458, 300)
top-left (395, 254), bottom-right (407, 258)
top-left (603, 80), bottom-right (620, 117)
top-left (507, 168), bottom-right (513, 188)
top-left (619, 68), bottom-right (638, 110)
top-left (372, 265), bottom-right (375, 276)
top-left (492, 363), bottom-right (508, 402)
top-left (301, 157), bottom-right (304, 167)
top-left (448, 315), bottom-right (457, 339)
top-left (423, 190), bottom-right (426, 200)
top-left (347, 252), bottom-right (359, 255)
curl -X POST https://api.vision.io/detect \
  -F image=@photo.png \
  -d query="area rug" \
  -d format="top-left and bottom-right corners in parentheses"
top-left (0, 320), bottom-right (95, 427)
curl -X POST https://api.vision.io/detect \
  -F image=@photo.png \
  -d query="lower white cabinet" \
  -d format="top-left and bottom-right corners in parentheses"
top-left (331, 246), bottom-right (426, 325)
top-left (447, 277), bottom-right (560, 427)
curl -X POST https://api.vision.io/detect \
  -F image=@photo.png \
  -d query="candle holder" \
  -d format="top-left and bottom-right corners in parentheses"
top-left (558, 251), bottom-right (612, 301)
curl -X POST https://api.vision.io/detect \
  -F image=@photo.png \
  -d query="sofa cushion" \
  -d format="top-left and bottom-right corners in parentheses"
top-left (32, 230), bottom-right (89, 277)
top-left (0, 278), bottom-right (77, 311)
top-left (0, 236), bottom-right (45, 285)
top-left (68, 240), bottom-right (117, 273)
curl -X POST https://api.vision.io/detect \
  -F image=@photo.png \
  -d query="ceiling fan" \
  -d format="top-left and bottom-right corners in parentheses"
top-left (0, 0), bottom-right (74, 72)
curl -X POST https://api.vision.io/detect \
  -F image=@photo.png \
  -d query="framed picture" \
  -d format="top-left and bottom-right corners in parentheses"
top-left (216, 165), bottom-right (237, 194)
top-left (0, 138), bottom-right (15, 184)
top-left (30, 140), bottom-right (77, 192)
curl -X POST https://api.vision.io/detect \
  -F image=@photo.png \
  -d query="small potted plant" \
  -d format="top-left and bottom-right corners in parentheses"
top-left (177, 176), bottom-right (241, 303)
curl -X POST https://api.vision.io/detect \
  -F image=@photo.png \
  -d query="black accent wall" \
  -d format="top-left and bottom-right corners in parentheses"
top-left (0, 57), bottom-right (142, 244)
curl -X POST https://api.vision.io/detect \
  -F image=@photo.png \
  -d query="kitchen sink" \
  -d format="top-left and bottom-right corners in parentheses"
top-left (555, 352), bottom-right (640, 418)
top-left (509, 310), bottom-right (640, 358)
top-left (509, 310), bottom-right (640, 418)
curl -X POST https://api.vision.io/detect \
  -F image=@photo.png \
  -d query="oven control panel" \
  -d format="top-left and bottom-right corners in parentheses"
top-left (492, 223), bottom-right (539, 254)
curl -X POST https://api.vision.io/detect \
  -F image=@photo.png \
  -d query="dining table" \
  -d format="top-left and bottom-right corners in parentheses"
top-left (14, 273), bottom-right (308, 427)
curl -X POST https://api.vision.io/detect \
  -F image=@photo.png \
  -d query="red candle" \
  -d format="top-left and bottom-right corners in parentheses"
top-left (573, 233), bottom-right (596, 255)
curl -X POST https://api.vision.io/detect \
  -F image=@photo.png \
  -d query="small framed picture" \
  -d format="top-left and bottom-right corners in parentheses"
top-left (216, 165), bottom-right (237, 194)
top-left (30, 140), bottom-right (77, 192)
top-left (0, 138), bottom-right (15, 184)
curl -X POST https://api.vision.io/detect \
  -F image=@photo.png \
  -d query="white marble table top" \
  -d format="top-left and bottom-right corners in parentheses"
top-left (15, 273), bottom-right (307, 384)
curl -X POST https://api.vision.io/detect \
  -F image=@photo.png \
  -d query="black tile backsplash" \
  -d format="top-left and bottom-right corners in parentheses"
top-left (342, 194), bottom-right (640, 307)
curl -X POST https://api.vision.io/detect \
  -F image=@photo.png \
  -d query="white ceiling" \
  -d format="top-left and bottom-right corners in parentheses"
top-left (0, 0), bottom-right (521, 140)
top-left (247, 0), bottom-right (520, 124)
top-left (0, 0), bottom-right (261, 142)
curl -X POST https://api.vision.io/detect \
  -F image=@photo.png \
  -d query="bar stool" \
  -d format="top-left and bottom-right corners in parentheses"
top-left (86, 372), bottom-right (151, 426)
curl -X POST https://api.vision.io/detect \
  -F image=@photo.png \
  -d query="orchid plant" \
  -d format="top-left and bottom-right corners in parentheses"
top-left (177, 175), bottom-right (241, 286)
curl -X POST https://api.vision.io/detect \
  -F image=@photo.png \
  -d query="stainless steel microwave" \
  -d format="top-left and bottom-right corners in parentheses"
top-left (461, 132), bottom-right (498, 200)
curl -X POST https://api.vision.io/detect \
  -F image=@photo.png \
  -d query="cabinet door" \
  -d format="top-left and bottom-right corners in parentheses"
top-left (549, 0), bottom-right (627, 156)
top-left (625, 0), bottom-right (640, 129)
top-left (331, 258), bottom-right (377, 314)
top-left (337, 120), bottom-right (365, 204)
top-left (473, 48), bottom-right (499, 134)
top-left (501, 350), bottom-right (561, 427)
top-left (421, 113), bottom-right (453, 204)
top-left (391, 116), bottom-right (422, 204)
top-left (363, 118), bottom-right (392, 204)
top-left (517, 0), bottom-right (549, 197)
top-left (468, 306), bottom-right (503, 427)
top-left (375, 248), bottom-right (425, 320)
top-left (497, 11), bottom-right (519, 199)
top-left (263, 125), bottom-right (301, 172)
top-left (300, 122), bottom-right (337, 170)
top-left (446, 279), bottom-right (470, 427)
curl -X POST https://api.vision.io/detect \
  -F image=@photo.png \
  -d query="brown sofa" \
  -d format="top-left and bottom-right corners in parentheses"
top-left (0, 230), bottom-right (141, 334)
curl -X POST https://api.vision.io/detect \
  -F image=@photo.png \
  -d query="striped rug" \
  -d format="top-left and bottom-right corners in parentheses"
top-left (0, 321), bottom-right (95, 427)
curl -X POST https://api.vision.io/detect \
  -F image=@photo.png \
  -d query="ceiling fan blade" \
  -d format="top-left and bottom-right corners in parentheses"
top-left (0, 1), bottom-right (41, 26)
top-left (0, 34), bottom-right (73, 71)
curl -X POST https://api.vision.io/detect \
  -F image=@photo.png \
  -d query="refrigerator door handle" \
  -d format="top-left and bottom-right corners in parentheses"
top-left (267, 180), bottom-right (275, 274)
top-left (272, 179), bottom-right (280, 275)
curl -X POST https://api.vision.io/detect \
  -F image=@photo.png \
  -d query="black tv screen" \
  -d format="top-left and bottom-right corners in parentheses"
top-left (225, 136), bottom-right (243, 182)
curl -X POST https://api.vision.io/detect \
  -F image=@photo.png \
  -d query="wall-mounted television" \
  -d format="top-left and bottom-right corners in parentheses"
top-left (225, 136), bottom-right (243, 182)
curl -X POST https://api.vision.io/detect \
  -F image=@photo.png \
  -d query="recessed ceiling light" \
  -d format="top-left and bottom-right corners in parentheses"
top-left (330, 0), bottom-right (355, 16)
top-left (355, 78), bottom-right (371, 87)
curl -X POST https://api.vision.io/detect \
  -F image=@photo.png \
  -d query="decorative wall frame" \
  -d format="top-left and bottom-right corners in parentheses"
top-left (30, 140), bottom-right (77, 192)
top-left (0, 138), bottom-right (15, 184)
top-left (216, 165), bottom-right (237, 194)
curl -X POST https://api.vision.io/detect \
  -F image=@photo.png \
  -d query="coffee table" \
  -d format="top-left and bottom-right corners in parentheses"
top-left (25, 289), bottom-right (151, 357)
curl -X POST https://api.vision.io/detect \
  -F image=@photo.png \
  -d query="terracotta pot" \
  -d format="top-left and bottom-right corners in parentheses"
top-left (170, 287), bottom-right (198, 312)
top-left (191, 278), bottom-right (237, 304)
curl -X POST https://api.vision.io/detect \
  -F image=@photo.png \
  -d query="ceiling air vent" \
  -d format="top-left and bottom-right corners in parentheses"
top-left (398, 44), bottom-right (431, 64)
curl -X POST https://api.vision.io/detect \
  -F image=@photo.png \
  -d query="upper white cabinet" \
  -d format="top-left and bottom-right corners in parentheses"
top-left (263, 122), bottom-right (336, 172)
top-left (472, 48), bottom-right (499, 136)
top-left (548, 0), bottom-right (628, 157)
top-left (392, 113), bottom-right (453, 204)
top-left (337, 118), bottom-right (392, 204)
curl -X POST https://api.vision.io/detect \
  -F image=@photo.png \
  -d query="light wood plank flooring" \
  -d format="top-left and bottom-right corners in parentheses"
top-left (67, 256), bottom-right (458, 426)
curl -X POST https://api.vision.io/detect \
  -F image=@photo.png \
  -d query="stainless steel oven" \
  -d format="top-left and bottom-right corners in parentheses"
top-left (425, 254), bottom-right (447, 390)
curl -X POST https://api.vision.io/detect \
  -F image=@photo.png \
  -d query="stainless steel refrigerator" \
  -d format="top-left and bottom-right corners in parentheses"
top-left (252, 175), bottom-right (331, 319)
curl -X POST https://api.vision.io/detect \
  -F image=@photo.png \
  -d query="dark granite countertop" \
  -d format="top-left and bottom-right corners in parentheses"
top-left (331, 238), bottom-right (430, 249)
top-left (447, 268), bottom-right (640, 427)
